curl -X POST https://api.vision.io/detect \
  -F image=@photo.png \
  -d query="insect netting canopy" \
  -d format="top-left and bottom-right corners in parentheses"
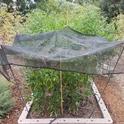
top-left (0, 27), bottom-right (124, 80)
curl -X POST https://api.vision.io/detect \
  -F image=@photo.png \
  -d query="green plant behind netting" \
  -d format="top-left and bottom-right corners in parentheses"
top-left (26, 69), bottom-right (91, 117)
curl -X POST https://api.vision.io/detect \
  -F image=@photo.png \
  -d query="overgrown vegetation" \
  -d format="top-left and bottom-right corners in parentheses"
top-left (23, 2), bottom-right (117, 40)
top-left (0, 76), bottom-right (14, 118)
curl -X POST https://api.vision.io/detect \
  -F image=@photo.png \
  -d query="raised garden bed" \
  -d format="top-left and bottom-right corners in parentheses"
top-left (18, 81), bottom-right (113, 124)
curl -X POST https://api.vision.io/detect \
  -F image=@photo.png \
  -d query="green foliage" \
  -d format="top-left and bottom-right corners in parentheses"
top-left (100, 0), bottom-right (120, 22)
top-left (36, 0), bottom-right (60, 14)
top-left (26, 69), bottom-right (60, 116)
top-left (100, 0), bottom-right (124, 22)
top-left (0, 6), bottom-right (22, 44)
top-left (116, 14), bottom-right (124, 39)
top-left (23, 3), bottom-right (117, 41)
top-left (1, 0), bottom-right (35, 14)
top-left (0, 76), bottom-right (14, 118)
top-left (62, 72), bottom-right (91, 113)
top-left (120, 0), bottom-right (124, 13)
top-left (71, 5), bottom-right (116, 40)
top-left (66, 0), bottom-right (99, 5)
top-left (26, 69), bottom-right (90, 116)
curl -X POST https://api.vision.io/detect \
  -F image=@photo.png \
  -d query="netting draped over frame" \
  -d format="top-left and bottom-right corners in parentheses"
top-left (0, 27), bottom-right (124, 79)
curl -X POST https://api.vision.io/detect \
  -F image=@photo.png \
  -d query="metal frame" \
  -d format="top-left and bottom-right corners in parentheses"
top-left (18, 81), bottom-right (113, 124)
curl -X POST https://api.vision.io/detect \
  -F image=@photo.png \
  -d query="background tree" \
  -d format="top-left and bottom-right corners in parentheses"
top-left (120, 0), bottom-right (124, 13)
top-left (100, 0), bottom-right (120, 22)
top-left (100, 0), bottom-right (124, 22)
top-left (0, 0), bottom-right (36, 14)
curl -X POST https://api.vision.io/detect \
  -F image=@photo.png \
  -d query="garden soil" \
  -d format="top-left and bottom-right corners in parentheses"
top-left (28, 95), bottom-right (102, 118)
top-left (95, 52), bottom-right (124, 124)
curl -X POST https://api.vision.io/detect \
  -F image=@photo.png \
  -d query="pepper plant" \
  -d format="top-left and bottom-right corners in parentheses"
top-left (26, 69), bottom-right (91, 117)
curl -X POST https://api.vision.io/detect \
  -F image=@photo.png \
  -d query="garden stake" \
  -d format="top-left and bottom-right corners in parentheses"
top-left (60, 56), bottom-right (63, 115)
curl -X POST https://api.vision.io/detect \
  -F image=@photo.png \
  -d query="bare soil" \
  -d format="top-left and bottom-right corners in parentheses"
top-left (95, 76), bottom-right (124, 124)
top-left (95, 53), bottom-right (124, 124)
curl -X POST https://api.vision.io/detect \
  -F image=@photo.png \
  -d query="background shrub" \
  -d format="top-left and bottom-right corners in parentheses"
top-left (116, 14), bottom-right (124, 39)
top-left (23, 2), bottom-right (117, 40)
top-left (0, 76), bottom-right (14, 118)
top-left (0, 6), bottom-right (22, 44)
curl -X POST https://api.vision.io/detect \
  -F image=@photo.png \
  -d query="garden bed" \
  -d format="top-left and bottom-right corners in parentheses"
top-left (18, 81), bottom-right (113, 124)
top-left (28, 95), bottom-right (101, 118)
